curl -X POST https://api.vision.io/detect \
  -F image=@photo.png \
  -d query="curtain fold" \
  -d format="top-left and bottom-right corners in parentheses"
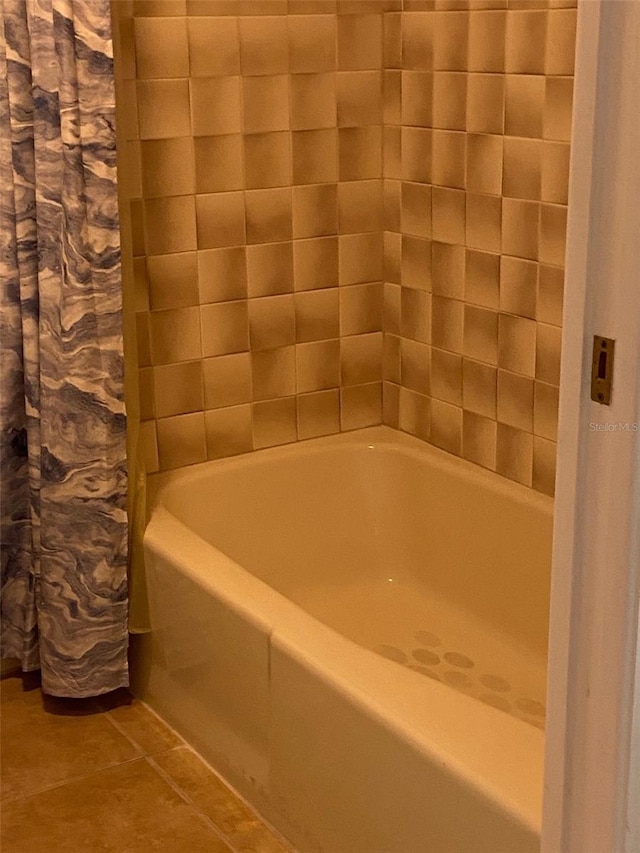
top-left (0, 0), bottom-right (128, 697)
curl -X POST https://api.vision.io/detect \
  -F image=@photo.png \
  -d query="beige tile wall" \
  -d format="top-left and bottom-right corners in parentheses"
top-left (116, 0), bottom-right (394, 472)
top-left (115, 0), bottom-right (574, 494)
top-left (382, 0), bottom-right (576, 496)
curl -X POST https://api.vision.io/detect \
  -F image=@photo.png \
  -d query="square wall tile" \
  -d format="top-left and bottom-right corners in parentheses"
top-left (400, 338), bottom-right (430, 395)
top-left (141, 138), bottom-right (194, 198)
top-left (537, 264), bottom-right (564, 326)
top-left (402, 13), bottom-right (434, 71)
top-left (244, 132), bottom-right (291, 189)
top-left (401, 182), bottom-right (432, 239)
top-left (462, 410), bottom-right (497, 470)
top-left (466, 193), bottom-right (502, 253)
top-left (338, 14), bottom-right (383, 71)
top-left (430, 398), bottom-right (462, 455)
top-left (339, 232), bottom-right (383, 285)
top-left (245, 188), bottom-right (292, 244)
top-left (252, 347), bottom-right (296, 400)
top-left (432, 295), bottom-right (464, 353)
top-left (468, 11), bottom-right (506, 72)
top-left (496, 422), bottom-right (532, 486)
top-left (401, 127), bottom-right (432, 184)
top-left (205, 404), bottom-right (253, 459)
top-left (339, 127), bottom-right (382, 181)
top-left (153, 360), bottom-right (203, 418)
top-left (249, 295), bottom-right (296, 350)
top-left (198, 246), bottom-right (247, 304)
top-left (296, 339), bottom-right (340, 392)
top-left (147, 251), bottom-right (199, 310)
top-left (203, 353), bottom-right (252, 409)
top-left (505, 75), bottom-right (545, 138)
top-left (187, 16), bottom-right (240, 76)
top-left (144, 196), bottom-right (197, 255)
top-left (499, 255), bottom-right (537, 319)
top-left (294, 237), bottom-right (339, 291)
top-left (137, 79), bottom-right (191, 140)
top-left (535, 322), bottom-right (562, 384)
top-left (341, 332), bottom-right (383, 385)
top-left (466, 134), bottom-right (503, 195)
top-left (135, 17), bottom-right (189, 79)
top-left (431, 347), bottom-right (462, 406)
top-left (190, 77), bottom-right (242, 136)
top-left (297, 390), bottom-right (341, 439)
top-left (295, 289), bottom-right (340, 342)
top-left (290, 73), bottom-right (337, 131)
top-left (401, 235), bottom-right (431, 291)
top-left (157, 412), bottom-right (206, 469)
top-left (337, 71), bottom-right (382, 127)
top-left (246, 242), bottom-right (294, 297)
top-left (533, 435), bottom-right (556, 496)
top-left (431, 187), bottom-right (465, 245)
top-left (539, 203), bottom-right (567, 266)
top-left (541, 141), bottom-right (570, 204)
top-left (432, 73), bottom-right (467, 131)
top-left (534, 379), bottom-right (559, 440)
top-left (338, 181), bottom-right (383, 233)
top-left (503, 137), bottom-right (542, 201)
top-left (398, 386), bottom-right (430, 441)
top-left (402, 71), bottom-right (433, 128)
top-left (253, 398), bottom-right (297, 449)
top-left (340, 283), bottom-right (383, 336)
top-left (288, 14), bottom-right (337, 73)
top-left (432, 242), bottom-right (465, 299)
top-left (462, 357), bottom-right (497, 418)
top-left (196, 192), bottom-right (245, 249)
top-left (239, 16), bottom-right (289, 76)
top-left (498, 312), bottom-right (536, 376)
top-left (341, 383), bottom-right (382, 430)
top-left (463, 304), bottom-right (498, 364)
top-left (502, 198), bottom-right (540, 261)
top-left (466, 74), bottom-right (505, 134)
top-left (433, 11), bottom-right (469, 72)
top-left (465, 249), bottom-right (500, 309)
top-left (431, 131), bottom-right (466, 189)
top-left (293, 183), bottom-right (338, 238)
top-left (243, 76), bottom-right (290, 133)
top-left (193, 135), bottom-right (243, 193)
top-left (200, 300), bottom-right (249, 357)
top-left (401, 287), bottom-right (431, 344)
top-left (545, 8), bottom-right (577, 76)
top-left (497, 368), bottom-right (533, 431)
top-left (505, 10), bottom-right (547, 74)
top-left (292, 129), bottom-right (338, 184)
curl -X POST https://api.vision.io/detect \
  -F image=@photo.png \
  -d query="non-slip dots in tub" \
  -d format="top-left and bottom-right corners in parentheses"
top-left (415, 630), bottom-right (441, 647)
top-left (480, 674), bottom-right (511, 693)
top-left (374, 644), bottom-right (408, 664)
top-left (370, 641), bottom-right (545, 729)
top-left (516, 698), bottom-right (545, 718)
top-left (443, 652), bottom-right (474, 669)
top-left (412, 648), bottom-right (440, 666)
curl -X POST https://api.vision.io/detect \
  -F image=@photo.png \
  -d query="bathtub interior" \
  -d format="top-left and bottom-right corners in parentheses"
top-left (154, 428), bottom-right (553, 730)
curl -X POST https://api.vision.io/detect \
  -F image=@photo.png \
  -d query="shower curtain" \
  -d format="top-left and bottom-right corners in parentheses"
top-left (0, 0), bottom-right (128, 697)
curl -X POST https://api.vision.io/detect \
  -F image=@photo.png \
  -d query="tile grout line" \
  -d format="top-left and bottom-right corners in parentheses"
top-left (143, 753), bottom-right (241, 853)
top-left (117, 699), bottom-right (296, 852)
top-left (0, 752), bottom-right (146, 807)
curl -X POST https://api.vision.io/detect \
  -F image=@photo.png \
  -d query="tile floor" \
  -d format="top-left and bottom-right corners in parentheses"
top-left (0, 672), bottom-right (292, 853)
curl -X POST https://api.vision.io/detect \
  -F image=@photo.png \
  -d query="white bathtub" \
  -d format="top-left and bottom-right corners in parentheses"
top-left (136, 426), bottom-right (553, 853)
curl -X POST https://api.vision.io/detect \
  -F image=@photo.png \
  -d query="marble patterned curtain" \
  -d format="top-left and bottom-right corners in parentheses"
top-left (0, 0), bottom-right (128, 696)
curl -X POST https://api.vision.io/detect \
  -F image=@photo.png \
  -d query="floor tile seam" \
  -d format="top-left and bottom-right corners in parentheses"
top-left (102, 706), bottom-right (179, 758)
top-left (143, 753), bottom-right (239, 853)
top-left (0, 754), bottom-right (147, 806)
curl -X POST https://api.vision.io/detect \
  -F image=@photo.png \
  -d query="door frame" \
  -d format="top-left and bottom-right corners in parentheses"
top-left (542, 1), bottom-right (640, 851)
